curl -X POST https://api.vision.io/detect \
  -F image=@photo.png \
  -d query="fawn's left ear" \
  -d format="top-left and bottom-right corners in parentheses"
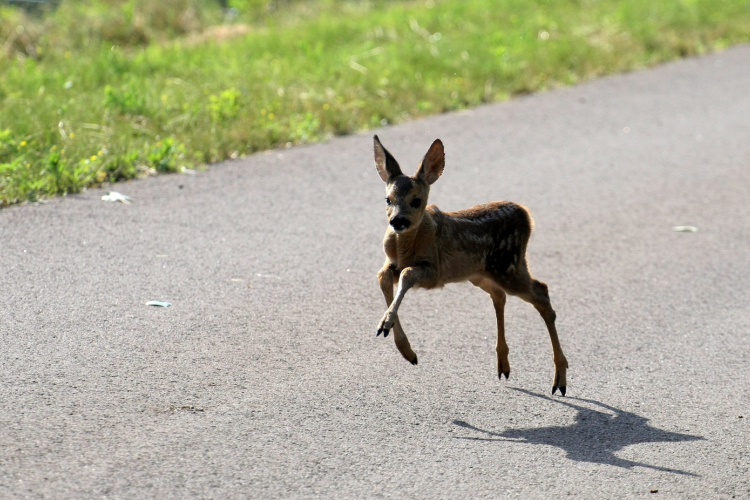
top-left (416, 139), bottom-right (444, 185)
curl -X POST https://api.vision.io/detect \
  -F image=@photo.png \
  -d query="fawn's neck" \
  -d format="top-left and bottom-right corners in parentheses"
top-left (393, 211), bottom-right (437, 263)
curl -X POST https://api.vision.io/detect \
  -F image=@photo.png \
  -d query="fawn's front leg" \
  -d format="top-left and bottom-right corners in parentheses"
top-left (377, 265), bottom-right (429, 334)
top-left (377, 265), bottom-right (435, 362)
top-left (377, 264), bottom-right (418, 365)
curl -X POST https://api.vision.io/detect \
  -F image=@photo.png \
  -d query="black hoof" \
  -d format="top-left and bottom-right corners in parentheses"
top-left (559, 386), bottom-right (566, 396)
top-left (383, 328), bottom-right (389, 338)
top-left (552, 386), bottom-right (558, 395)
top-left (410, 355), bottom-right (418, 366)
top-left (376, 329), bottom-right (382, 337)
top-left (499, 371), bottom-right (509, 380)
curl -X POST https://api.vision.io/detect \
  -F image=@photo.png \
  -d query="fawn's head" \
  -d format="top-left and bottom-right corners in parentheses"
top-left (373, 135), bottom-right (445, 234)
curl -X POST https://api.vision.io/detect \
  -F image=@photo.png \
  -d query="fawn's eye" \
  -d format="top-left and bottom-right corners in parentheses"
top-left (385, 197), bottom-right (391, 206)
top-left (410, 198), bottom-right (422, 208)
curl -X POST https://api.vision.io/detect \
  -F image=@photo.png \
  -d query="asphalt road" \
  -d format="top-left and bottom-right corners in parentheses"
top-left (2, 45), bottom-right (750, 499)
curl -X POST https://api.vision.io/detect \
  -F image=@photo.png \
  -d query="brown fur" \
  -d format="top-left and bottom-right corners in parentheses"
top-left (373, 136), bottom-right (569, 395)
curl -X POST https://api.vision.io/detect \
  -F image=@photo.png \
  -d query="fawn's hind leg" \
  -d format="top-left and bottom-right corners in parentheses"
top-left (377, 265), bottom-right (418, 365)
top-left (498, 264), bottom-right (568, 395)
top-left (471, 277), bottom-right (509, 380)
top-left (528, 280), bottom-right (568, 395)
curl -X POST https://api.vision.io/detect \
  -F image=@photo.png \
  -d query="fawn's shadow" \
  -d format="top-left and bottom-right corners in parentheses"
top-left (453, 388), bottom-right (704, 476)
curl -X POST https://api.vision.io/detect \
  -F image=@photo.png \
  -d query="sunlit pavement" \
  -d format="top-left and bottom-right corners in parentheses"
top-left (1, 45), bottom-right (749, 498)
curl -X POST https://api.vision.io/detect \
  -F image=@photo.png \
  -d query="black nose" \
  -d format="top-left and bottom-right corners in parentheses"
top-left (390, 216), bottom-right (411, 231)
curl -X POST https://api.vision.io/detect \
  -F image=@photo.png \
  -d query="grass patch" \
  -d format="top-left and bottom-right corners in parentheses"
top-left (2, 0), bottom-right (750, 206)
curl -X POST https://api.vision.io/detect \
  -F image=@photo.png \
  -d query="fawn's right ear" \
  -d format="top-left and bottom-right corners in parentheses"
top-left (373, 135), bottom-right (403, 182)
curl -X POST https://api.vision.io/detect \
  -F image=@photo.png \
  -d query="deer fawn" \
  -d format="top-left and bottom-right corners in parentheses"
top-left (373, 135), bottom-right (568, 395)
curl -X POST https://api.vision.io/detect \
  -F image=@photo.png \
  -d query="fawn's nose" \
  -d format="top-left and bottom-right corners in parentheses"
top-left (390, 216), bottom-right (411, 231)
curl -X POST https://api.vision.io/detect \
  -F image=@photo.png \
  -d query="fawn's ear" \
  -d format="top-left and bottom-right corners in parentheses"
top-left (373, 135), bottom-right (403, 182)
top-left (416, 139), bottom-right (444, 185)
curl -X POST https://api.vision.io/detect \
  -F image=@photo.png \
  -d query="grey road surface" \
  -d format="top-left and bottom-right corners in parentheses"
top-left (2, 46), bottom-right (750, 499)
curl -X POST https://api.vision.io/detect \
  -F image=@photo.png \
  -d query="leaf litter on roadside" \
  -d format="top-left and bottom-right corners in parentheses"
top-left (101, 191), bottom-right (134, 204)
top-left (146, 300), bottom-right (171, 307)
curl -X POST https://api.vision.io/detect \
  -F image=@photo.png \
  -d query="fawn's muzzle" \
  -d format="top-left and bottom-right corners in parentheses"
top-left (390, 216), bottom-right (411, 231)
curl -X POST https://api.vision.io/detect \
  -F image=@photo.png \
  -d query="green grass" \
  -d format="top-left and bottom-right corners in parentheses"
top-left (2, 0), bottom-right (750, 206)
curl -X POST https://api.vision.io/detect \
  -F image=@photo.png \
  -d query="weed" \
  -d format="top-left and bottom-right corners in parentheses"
top-left (104, 84), bottom-right (147, 115)
top-left (0, 129), bottom-right (21, 162)
top-left (44, 150), bottom-right (67, 193)
top-left (103, 149), bottom-right (140, 182)
top-left (289, 112), bottom-right (321, 143)
top-left (147, 138), bottom-right (185, 173)
top-left (208, 88), bottom-right (241, 123)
